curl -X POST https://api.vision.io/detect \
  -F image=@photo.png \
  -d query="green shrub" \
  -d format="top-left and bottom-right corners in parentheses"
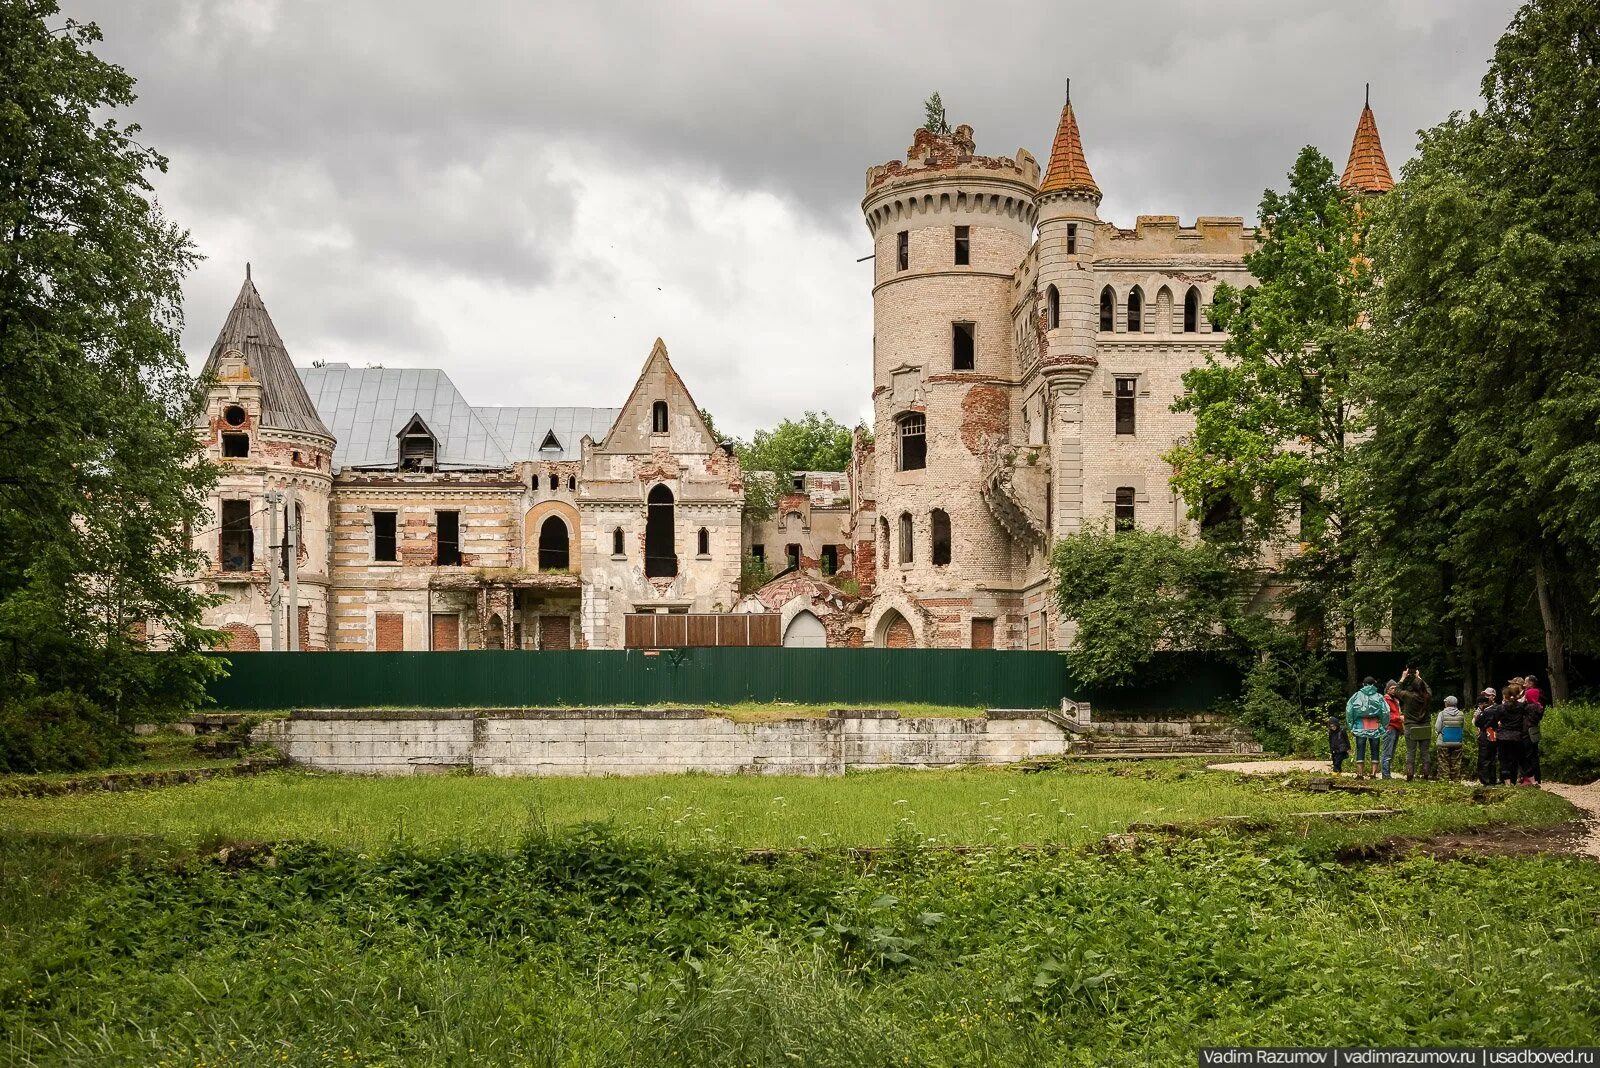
top-left (1541, 702), bottom-right (1600, 785)
top-left (0, 692), bottom-right (137, 773)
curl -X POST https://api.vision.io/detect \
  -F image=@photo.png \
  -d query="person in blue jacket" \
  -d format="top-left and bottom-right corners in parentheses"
top-left (1345, 677), bottom-right (1389, 779)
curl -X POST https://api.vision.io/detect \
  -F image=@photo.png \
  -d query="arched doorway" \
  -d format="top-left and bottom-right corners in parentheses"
top-left (538, 516), bottom-right (569, 571)
top-left (484, 613), bottom-right (505, 650)
top-left (875, 609), bottom-right (914, 649)
top-left (783, 610), bottom-right (826, 648)
top-left (645, 484), bottom-right (676, 577)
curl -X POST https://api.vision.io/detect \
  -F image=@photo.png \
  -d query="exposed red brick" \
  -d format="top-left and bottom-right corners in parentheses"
top-left (375, 611), bottom-right (404, 651)
top-left (218, 622), bottom-right (259, 651)
top-left (959, 384), bottom-right (1010, 456)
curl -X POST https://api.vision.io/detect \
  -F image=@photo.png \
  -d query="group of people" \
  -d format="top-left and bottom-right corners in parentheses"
top-left (1333, 668), bottom-right (1546, 786)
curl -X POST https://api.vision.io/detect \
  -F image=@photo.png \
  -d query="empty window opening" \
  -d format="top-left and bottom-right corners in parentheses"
top-left (645, 484), bottom-right (676, 577)
top-left (792, 473), bottom-right (806, 492)
top-left (220, 499), bottom-right (253, 572)
top-left (1099, 286), bottom-right (1115, 332)
top-left (751, 543), bottom-right (765, 562)
top-left (931, 509), bottom-right (951, 566)
top-left (697, 527), bottom-right (710, 556)
top-left (436, 510), bottom-right (461, 565)
top-left (281, 502), bottom-right (303, 579)
top-left (786, 543), bottom-right (801, 570)
top-left (651, 401), bottom-right (668, 433)
top-left (898, 512), bottom-right (914, 563)
top-left (896, 230), bottom-right (909, 271)
top-left (373, 510), bottom-right (397, 561)
top-left (897, 413), bottom-right (926, 471)
top-left (538, 516), bottom-right (569, 571)
top-left (1066, 223), bottom-right (1078, 255)
top-left (1201, 493), bottom-right (1244, 542)
top-left (952, 322), bottom-right (975, 371)
top-left (820, 544), bottom-right (838, 575)
top-left (1184, 286), bottom-right (1201, 333)
top-left (544, 472), bottom-right (556, 492)
top-left (1047, 285), bottom-right (1060, 329)
top-left (222, 405), bottom-right (247, 427)
top-left (399, 416), bottom-right (436, 471)
top-left (567, 475), bottom-right (576, 491)
top-left (540, 430), bottom-right (561, 452)
top-left (954, 225), bottom-right (970, 266)
top-left (612, 526), bottom-right (626, 557)
top-left (1114, 488), bottom-right (1136, 532)
top-left (221, 432), bottom-right (250, 457)
top-left (1115, 377), bottom-right (1137, 436)
top-left (1127, 287), bottom-right (1143, 332)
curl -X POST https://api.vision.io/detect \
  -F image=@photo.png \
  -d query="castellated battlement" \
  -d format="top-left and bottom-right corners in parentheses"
top-left (1102, 215), bottom-right (1255, 258)
top-left (863, 125), bottom-right (1040, 237)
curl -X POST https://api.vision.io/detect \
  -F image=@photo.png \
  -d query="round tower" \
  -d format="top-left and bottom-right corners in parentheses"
top-left (196, 268), bottom-right (336, 652)
top-left (860, 122), bottom-right (1039, 647)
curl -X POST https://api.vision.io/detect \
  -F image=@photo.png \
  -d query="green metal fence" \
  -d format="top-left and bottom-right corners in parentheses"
top-left (203, 649), bottom-right (1080, 711)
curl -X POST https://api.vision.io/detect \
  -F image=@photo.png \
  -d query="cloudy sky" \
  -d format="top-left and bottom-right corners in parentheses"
top-left (68, 0), bottom-right (1516, 439)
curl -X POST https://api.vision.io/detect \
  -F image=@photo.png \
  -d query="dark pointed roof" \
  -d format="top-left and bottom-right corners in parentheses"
top-left (201, 269), bottom-right (333, 438)
top-left (1340, 102), bottom-right (1394, 194)
top-left (1039, 86), bottom-right (1100, 198)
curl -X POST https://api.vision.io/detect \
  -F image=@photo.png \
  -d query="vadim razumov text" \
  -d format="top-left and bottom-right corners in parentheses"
top-left (1199, 1050), bottom-right (1599, 1067)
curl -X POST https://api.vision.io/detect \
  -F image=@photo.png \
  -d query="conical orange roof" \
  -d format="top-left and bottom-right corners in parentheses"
top-left (1340, 102), bottom-right (1394, 194)
top-left (1039, 87), bottom-right (1099, 198)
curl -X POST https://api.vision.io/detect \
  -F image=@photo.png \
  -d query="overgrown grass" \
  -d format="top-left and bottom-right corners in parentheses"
top-left (2, 825), bottom-right (1596, 1066)
top-left (0, 763), bottom-right (1574, 854)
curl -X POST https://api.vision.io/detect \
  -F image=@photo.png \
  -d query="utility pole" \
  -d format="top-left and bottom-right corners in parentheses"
top-left (286, 486), bottom-right (300, 652)
top-left (266, 488), bottom-right (282, 652)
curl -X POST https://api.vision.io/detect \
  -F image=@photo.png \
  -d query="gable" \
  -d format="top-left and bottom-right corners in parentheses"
top-left (600, 338), bottom-right (720, 455)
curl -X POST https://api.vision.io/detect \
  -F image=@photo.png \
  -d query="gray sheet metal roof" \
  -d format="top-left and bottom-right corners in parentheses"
top-left (297, 364), bottom-right (617, 470)
top-left (478, 406), bottom-right (618, 461)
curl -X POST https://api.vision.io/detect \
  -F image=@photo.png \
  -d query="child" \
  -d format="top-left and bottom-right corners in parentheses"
top-left (1329, 711), bottom-right (1350, 774)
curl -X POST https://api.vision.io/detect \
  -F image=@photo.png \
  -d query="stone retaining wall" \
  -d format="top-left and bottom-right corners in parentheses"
top-left (255, 709), bottom-right (1069, 777)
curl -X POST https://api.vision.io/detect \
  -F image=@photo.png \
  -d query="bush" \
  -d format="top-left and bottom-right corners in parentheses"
top-left (1541, 702), bottom-right (1600, 785)
top-left (0, 692), bottom-right (137, 774)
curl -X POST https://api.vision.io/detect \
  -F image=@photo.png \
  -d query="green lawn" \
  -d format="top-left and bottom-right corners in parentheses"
top-left (2, 763), bottom-right (1592, 1065)
top-left (0, 762), bottom-right (1573, 851)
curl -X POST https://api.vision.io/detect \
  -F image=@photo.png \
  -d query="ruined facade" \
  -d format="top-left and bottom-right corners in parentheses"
top-left (188, 95), bottom-right (1394, 653)
top-left (190, 286), bottom-right (743, 651)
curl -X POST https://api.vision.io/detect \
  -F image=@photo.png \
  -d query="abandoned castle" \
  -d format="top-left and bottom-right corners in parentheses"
top-left (188, 94), bottom-right (1395, 652)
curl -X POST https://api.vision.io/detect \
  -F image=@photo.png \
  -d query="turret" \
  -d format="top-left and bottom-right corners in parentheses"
top-left (1035, 82), bottom-right (1102, 372)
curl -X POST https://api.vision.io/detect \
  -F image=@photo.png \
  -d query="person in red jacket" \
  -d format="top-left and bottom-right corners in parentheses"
top-left (1381, 679), bottom-right (1403, 780)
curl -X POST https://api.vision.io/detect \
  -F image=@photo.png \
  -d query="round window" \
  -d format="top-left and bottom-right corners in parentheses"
top-left (223, 405), bottom-right (247, 426)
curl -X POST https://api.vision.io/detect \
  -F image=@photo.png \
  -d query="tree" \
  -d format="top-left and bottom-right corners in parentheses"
top-left (1165, 146), bottom-right (1371, 690)
top-left (922, 92), bottom-right (950, 136)
top-left (1356, 0), bottom-right (1600, 703)
top-left (0, 0), bottom-right (217, 753)
top-left (1049, 524), bottom-right (1244, 687)
top-left (734, 411), bottom-right (860, 520)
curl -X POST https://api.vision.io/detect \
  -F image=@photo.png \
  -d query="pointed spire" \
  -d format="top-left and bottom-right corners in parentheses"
top-left (1340, 94), bottom-right (1394, 195)
top-left (1039, 85), bottom-right (1100, 198)
top-left (200, 269), bottom-right (332, 438)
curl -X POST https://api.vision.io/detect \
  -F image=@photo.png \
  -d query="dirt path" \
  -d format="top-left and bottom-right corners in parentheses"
top-left (1207, 759), bottom-right (1600, 861)
top-left (1541, 782), bottom-right (1600, 859)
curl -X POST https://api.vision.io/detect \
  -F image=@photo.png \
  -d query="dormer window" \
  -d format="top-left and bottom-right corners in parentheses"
top-left (651, 401), bottom-right (669, 434)
top-left (539, 430), bottom-right (562, 453)
top-left (397, 414), bottom-right (437, 471)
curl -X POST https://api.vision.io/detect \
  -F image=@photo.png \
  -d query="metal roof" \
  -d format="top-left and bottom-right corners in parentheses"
top-left (296, 364), bottom-right (617, 471)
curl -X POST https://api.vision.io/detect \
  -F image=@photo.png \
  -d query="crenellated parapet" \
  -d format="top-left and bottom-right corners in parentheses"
top-left (863, 125), bottom-right (1040, 238)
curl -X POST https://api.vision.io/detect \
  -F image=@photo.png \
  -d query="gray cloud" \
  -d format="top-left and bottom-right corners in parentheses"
top-left (64, 0), bottom-right (1519, 438)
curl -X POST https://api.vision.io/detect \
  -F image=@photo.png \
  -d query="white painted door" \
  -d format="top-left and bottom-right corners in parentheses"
top-left (783, 610), bottom-right (826, 648)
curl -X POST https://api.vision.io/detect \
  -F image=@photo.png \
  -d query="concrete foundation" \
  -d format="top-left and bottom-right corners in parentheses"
top-left (255, 708), bottom-right (1069, 777)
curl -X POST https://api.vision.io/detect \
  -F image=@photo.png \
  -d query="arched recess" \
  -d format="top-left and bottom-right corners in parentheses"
top-left (538, 515), bottom-right (570, 571)
top-left (484, 613), bottom-right (505, 650)
top-left (783, 609), bottom-right (827, 648)
top-left (1155, 286), bottom-right (1173, 333)
top-left (1046, 284), bottom-right (1060, 329)
top-left (1099, 286), bottom-right (1115, 332)
top-left (875, 609), bottom-right (915, 649)
top-left (1184, 286), bottom-right (1201, 333)
top-left (218, 622), bottom-right (260, 651)
top-left (523, 501), bottom-right (582, 574)
top-left (645, 484), bottom-right (677, 577)
top-left (1127, 286), bottom-right (1144, 332)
